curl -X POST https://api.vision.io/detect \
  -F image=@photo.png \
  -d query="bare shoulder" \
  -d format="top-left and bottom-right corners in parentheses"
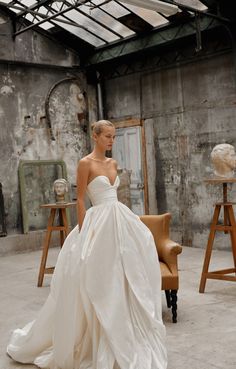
top-left (79, 155), bottom-right (92, 164)
top-left (110, 158), bottom-right (118, 169)
top-left (109, 158), bottom-right (117, 165)
top-left (77, 156), bottom-right (91, 171)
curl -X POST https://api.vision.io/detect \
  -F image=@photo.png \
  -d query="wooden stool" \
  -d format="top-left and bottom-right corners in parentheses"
top-left (37, 202), bottom-right (76, 287)
top-left (199, 179), bottom-right (236, 293)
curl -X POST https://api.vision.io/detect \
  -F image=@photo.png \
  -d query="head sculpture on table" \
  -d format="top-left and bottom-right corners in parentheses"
top-left (210, 143), bottom-right (236, 178)
top-left (53, 178), bottom-right (69, 203)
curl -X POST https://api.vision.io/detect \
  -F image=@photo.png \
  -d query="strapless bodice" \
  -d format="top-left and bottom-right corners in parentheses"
top-left (86, 175), bottom-right (120, 206)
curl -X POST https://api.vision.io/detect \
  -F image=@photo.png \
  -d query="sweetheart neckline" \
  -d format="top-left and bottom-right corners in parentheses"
top-left (87, 175), bottom-right (118, 187)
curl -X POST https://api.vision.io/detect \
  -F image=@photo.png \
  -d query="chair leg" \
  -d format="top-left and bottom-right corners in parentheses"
top-left (170, 289), bottom-right (178, 323)
top-left (165, 290), bottom-right (171, 308)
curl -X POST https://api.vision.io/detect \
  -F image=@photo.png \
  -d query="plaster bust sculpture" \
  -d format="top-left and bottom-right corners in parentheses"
top-left (210, 143), bottom-right (236, 178)
top-left (53, 178), bottom-right (68, 203)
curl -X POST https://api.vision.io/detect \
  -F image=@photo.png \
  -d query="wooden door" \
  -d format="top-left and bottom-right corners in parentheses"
top-left (112, 120), bottom-right (148, 215)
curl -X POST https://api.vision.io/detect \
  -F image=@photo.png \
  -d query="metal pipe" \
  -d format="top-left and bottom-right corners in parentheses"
top-left (96, 71), bottom-right (104, 119)
top-left (0, 183), bottom-right (7, 237)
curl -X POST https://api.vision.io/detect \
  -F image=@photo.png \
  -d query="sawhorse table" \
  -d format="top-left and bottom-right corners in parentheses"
top-left (37, 202), bottom-right (76, 287)
top-left (199, 178), bottom-right (236, 293)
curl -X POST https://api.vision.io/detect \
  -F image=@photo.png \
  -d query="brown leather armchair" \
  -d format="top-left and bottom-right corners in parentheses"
top-left (140, 213), bottom-right (182, 323)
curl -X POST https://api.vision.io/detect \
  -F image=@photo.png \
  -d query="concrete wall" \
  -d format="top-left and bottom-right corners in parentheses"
top-left (0, 10), bottom-right (90, 235)
top-left (103, 51), bottom-right (236, 249)
top-left (0, 10), bottom-right (78, 67)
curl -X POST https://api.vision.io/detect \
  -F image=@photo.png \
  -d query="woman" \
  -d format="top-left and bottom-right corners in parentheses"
top-left (7, 120), bottom-right (167, 369)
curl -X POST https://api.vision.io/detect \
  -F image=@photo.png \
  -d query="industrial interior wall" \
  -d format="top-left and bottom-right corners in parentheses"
top-left (0, 10), bottom-right (89, 233)
top-left (104, 51), bottom-right (236, 249)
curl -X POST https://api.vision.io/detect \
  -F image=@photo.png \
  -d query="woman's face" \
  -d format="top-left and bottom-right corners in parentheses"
top-left (94, 126), bottom-right (116, 151)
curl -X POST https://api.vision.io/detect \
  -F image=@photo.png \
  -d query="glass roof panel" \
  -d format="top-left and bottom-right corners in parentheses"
top-left (38, 21), bottom-right (54, 30)
top-left (23, 6), bottom-right (54, 24)
top-left (32, 13), bottom-right (45, 22)
top-left (65, 9), bottom-right (120, 42)
top-left (121, 3), bottom-right (169, 27)
top-left (37, 5), bottom-right (54, 16)
top-left (51, 1), bottom-right (68, 12)
top-left (80, 3), bottom-right (134, 38)
top-left (52, 19), bottom-right (105, 47)
top-left (21, 0), bottom-right (37, 7)
top-left (25, 13), bottom-right (35, 22)
top-left (94, 0), bottom-right (130, 18)
top-left (7, 4), bottom-right (22, 13)
top-left (21, 4), bottom-right (56, 28)
top-left (0, 0), bottom-right (210, 48)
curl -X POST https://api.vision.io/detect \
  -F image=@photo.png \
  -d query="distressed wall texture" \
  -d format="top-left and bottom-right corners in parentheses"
top-left (0, 10), bottom-right (79, 67)
top-left (103, 51), bottom-right (236, 249)
top-left (0, 10), bottom-right (89, 234)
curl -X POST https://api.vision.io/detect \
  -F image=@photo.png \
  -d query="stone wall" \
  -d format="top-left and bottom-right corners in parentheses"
top-left (0, 9), bottom-right (90, 234)
top-left (103, 50), bottom-right (236, 249)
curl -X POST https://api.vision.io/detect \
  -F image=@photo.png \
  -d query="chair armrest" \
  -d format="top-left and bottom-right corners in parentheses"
top-left (158, 239), bottom-right (182, 275)
top-left (139, 214), bottom-right (182, 275)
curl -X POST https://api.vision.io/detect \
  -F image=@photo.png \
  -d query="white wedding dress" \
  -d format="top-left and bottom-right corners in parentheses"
top-left (7, 175), bottom-right (167, 369)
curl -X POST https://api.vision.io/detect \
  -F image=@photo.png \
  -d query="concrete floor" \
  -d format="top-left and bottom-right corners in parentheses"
top-left (1, 246), bottom-right (236, 369)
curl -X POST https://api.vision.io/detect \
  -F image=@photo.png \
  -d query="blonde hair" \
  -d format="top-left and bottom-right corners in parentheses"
top-left (91, 120), bottom-right (115, 135)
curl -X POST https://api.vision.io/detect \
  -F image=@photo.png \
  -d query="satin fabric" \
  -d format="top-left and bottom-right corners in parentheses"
top-left (7, 175), bottom-right (167, 369)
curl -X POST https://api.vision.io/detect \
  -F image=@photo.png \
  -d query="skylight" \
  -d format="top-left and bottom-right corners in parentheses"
top-left (0, 0), bottom-right (210, 48)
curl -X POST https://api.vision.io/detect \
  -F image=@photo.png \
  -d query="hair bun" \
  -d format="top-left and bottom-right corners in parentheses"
top-left (91, 120), bottom-right (115, 135)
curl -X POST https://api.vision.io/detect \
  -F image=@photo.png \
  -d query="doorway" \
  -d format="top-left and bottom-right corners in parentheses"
top-left (112, 119), bottom-right (148, 215)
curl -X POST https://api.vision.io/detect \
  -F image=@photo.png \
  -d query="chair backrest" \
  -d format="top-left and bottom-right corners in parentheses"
top-left (140, 213), bottom-right (171, 261)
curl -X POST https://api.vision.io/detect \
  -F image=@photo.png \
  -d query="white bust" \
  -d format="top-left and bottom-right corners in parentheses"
top-left (210, 144), bottom-right (236, 178)
top-left (53, 178), bottom-right (68, 203)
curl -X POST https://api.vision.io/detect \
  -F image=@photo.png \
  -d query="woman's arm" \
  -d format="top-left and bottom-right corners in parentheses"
top-left (76, 159), bottom-right (89, 231)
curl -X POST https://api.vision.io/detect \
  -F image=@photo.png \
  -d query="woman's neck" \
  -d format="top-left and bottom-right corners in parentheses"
top-left (89, 149), bottom-right (107, 162)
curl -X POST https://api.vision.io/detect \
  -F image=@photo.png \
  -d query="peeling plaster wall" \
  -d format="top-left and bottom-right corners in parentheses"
top-left (104, 52), bottom-right (236, 250)
top-left (0, 11), bottom-right (79, 67)
top-left (0, 11), bottom-right (89, 234)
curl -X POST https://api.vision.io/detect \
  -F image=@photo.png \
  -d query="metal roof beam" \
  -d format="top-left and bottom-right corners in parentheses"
top-left (13, 0), bottom-right (81, 36)
top-left (161, 0), bottom-right (230, 22)
top-left (11, 3), bottom-right (109, 44)
top-left (89, 0), bottom-right (126, 26)
top-left (8, 4), bottom-right (93, 29)
top-left (15, 0), bottom-right (53, 18)
top-left (62, 0), bottom-right (124, 39)
top-left (43, 3), bottom-right (109, 43)
top-left (85, 15), bottom-right (222, 66)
